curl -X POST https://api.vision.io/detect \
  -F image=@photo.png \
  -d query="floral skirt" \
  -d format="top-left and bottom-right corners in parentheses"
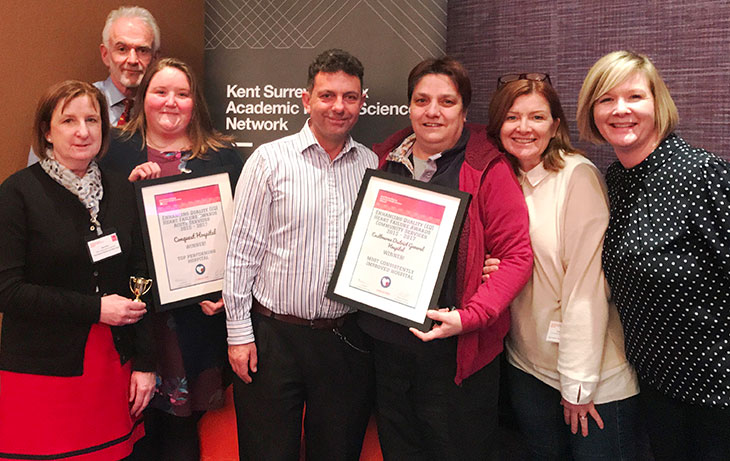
top-left (0, 324), bottom-right (143, 460)
top-left (150, 307), bottom-right (227, 416)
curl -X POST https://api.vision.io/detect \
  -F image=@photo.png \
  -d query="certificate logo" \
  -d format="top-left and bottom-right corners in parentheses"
top-left (380, 276), bottom-right (391, 288)
top-left (195, 264), bottom-right (206, 275)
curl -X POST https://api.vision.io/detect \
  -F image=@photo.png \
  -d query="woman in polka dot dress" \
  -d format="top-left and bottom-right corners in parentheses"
top-left (577, 50), bottom-right (730, 460)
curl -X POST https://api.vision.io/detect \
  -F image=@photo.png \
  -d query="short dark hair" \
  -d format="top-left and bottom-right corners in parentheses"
top-left (307, 49), bottom-right (364, 90)
top-left (33, 80), bottom-right (110, 160)
top-left (407, 56), bottom-right (471, 110)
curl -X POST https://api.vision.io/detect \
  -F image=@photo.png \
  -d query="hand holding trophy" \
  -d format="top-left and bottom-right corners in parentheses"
top-left (129, 276), bottom-right (153, 302)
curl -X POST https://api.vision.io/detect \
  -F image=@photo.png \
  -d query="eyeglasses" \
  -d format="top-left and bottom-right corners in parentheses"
top-left (497, 73), bottom-right (552, 87)
top-left (112, 43), bottom-right (153, 59)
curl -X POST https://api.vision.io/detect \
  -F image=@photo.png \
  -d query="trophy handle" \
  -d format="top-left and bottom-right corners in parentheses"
top-left (140, 279), bottom-right (153, 297)
top-left (129, 276), bottom-right (153, 302)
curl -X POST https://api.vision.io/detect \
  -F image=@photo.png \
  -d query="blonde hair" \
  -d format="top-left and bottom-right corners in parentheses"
top-left (577, 50), bottom-right (678, 144)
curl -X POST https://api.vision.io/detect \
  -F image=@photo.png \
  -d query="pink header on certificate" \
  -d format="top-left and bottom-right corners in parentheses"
top-left (374, 190), bottom-right (445, 224)
top-left (155, 185), bottom-right (222, 212)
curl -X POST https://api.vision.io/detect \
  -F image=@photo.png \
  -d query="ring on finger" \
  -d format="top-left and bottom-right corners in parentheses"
top-left (579, 415), bottom-right (587, 420)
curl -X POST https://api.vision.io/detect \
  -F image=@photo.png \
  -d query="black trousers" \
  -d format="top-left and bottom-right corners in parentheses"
top-left (371, 338), bottom-right (500, 461)
top-left (233, 312), bottom-right (374, 461)
top-left (639, 381), bottom-right (730, 461)
top-left (127, 408), bottom-right (204, 461)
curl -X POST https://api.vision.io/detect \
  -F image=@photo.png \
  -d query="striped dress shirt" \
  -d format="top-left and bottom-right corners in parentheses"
top-left (223, 122), bottom-right (378, 345)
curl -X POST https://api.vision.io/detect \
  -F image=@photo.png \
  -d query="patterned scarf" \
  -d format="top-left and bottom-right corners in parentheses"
top-left (40, 152), bottom-right (104, 235)
top-left (385, 133), bottom-right (417, 176)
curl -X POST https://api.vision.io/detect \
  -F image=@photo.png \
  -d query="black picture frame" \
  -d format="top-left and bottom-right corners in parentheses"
top-left (134, 167), bottom-right (235, 312)
top-left (326, 169), bottom-right (470, 331)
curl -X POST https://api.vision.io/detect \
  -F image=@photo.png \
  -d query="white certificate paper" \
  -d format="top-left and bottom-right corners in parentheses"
top-left (155, 184), bottom-right (228, 290)
top-left (327, 170), bottom-right (469, 331)
top-left (349, 190), bottom-right (444, 307)
top-left (137, 170), bottom-right (234, 310)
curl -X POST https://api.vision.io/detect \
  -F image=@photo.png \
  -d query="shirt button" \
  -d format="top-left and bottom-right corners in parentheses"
top-left (93, 271), bottom-right (99, 276)
top-left (90, 225), bottom-right (96, 231)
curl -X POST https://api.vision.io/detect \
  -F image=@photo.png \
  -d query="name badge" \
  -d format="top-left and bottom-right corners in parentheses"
top-left (546, 320), bottom-right (561, 343)
top-left (87, 231), bottom-right (122, 263)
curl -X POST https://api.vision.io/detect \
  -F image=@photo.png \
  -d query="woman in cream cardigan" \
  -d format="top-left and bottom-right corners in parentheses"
top-left (486, 73), bottom-right (639, 460)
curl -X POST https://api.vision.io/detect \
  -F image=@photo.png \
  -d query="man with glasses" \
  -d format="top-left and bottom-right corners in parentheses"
top-left (28, 6), bottom-right (159, 164)
top-left (98, 6), bottom-right (160, 124)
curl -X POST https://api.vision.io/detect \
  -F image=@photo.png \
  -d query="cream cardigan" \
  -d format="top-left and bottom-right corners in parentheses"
top-left (506, 153), bottom-right (638, 405)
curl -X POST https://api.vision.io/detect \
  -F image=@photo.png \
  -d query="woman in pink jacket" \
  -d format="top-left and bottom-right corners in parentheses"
top-left (357, 56), bottom-right (533, 460)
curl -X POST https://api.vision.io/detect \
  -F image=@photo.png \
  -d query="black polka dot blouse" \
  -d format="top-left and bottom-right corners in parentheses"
top-left (603, 134), bottom-right (729, 409)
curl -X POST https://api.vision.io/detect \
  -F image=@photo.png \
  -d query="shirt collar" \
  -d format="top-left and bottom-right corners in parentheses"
top-left (296, 120), bottom-right (356, 160)
top-left (520, 160), bottom-right (550, 187)
top-left (98, 76), bottom-right (127, 108)
top-left (616, 133), bottom-right (678, 179)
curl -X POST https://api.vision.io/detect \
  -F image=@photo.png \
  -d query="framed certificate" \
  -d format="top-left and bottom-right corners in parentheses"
top-left (327, 169), bottom-right (470, 331)
top-left (135, 168), bottom-right (235, 311)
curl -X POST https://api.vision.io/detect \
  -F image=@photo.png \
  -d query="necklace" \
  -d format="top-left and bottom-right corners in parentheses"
top-left (146, 133), bottom-right (191, 152)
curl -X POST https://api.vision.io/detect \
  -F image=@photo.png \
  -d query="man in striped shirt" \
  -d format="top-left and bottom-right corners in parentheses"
top-left (223, 49), bottom-right (378, 460)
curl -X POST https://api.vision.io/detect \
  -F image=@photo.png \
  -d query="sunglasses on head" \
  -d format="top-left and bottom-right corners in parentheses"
top-left (497, 73), bottom-right (552, 87)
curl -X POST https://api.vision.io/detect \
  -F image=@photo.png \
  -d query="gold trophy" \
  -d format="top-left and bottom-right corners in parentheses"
top-left (129, 276), bottom-right (153, 302)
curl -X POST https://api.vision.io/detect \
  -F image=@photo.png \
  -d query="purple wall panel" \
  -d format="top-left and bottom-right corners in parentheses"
top-left (447, 1), bottom-right (730, 171)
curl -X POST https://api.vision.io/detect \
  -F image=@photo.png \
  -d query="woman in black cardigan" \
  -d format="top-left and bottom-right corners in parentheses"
top-left (0, 81), bottom-right (155, 460)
